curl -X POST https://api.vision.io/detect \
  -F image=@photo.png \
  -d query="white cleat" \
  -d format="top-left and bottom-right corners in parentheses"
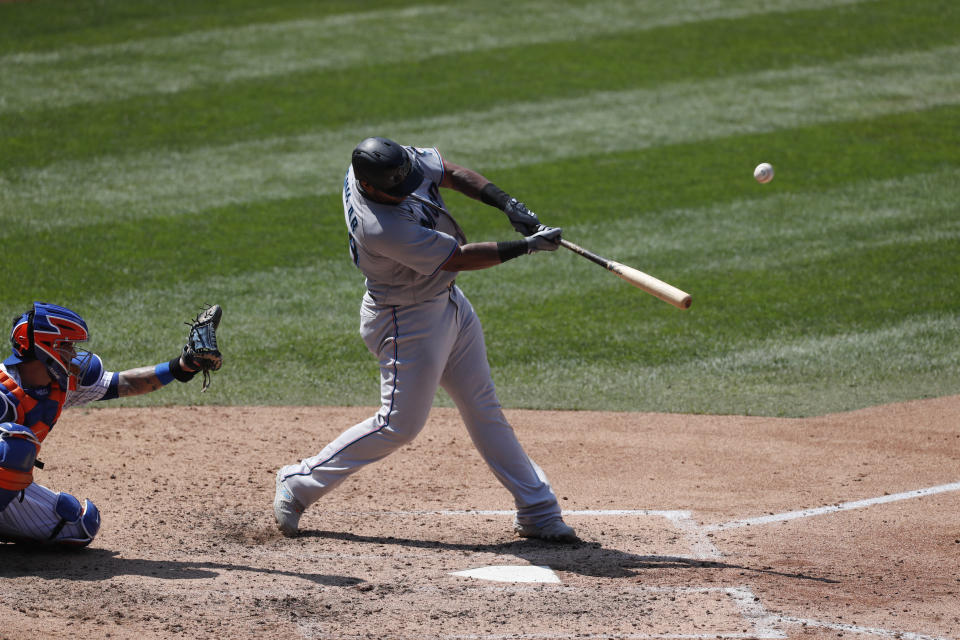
top-left (514, 517), bottom-right (579, 543)
top-left (273, 470), bottom-right (305, 537)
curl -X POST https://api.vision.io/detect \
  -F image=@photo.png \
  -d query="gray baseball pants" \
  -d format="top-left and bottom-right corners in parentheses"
top-left (281, 285), bottom-right (562, 527)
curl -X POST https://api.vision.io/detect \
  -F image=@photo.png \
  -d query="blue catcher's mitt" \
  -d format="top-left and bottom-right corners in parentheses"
top-left (183, 304), bottom-right (223, 391)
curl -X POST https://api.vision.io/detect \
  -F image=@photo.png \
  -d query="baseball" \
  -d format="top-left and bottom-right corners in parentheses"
top-left (754, 162), bottom-right (774, 184)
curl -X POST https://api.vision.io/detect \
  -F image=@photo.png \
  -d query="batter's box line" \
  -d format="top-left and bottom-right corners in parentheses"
top-left (440, 586), bottom-right (785, 639)
top-left (368, 508), bottom-right (723, 560)
top-left (776, 616), bottom-right (956, 640)
top-left (340, 479), bottom-right (960, 561)
top-left (701, 480), bottom-right (960, 533)
top-left (301, 586), bottom-right (785, 640)
top-left (434, 591), bottom-right (957, 640)
top-left (301, 584), bottom-right (956, 640)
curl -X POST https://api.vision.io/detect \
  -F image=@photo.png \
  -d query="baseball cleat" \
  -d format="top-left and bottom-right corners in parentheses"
top-left (514, 517), bottom-right (579, 543)
top-left (273, 470), bottom-right (305, 537)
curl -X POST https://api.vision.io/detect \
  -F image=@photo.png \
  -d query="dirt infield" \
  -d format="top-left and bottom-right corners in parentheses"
top-left (2, 396), bottom-right (958, 640)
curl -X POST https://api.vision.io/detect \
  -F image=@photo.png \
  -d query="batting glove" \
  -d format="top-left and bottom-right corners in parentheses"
top-left (504, 199), bottom-right (541, 235)
top-left (525, 225), bottom-right (562, 253)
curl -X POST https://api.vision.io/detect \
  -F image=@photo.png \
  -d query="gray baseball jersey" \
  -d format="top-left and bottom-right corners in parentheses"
top-left (280, 144), bottom-right (564, 528)
top-left (343, 147), bottom-right (464, 305)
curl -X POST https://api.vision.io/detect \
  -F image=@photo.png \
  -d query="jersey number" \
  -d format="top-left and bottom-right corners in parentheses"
top-left (348, 234), bottom-right (360, 266)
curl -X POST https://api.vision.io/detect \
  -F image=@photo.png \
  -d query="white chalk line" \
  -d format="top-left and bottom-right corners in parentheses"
top-left (703, 481), bottom-right (960, 532)
top-left (377, 509), bottom-right (687, 516)
top-left (302, 586), bottom-right (788, 640)
top-left (442, 633), bottom-right (774, 638)
top-left (778, 617), bottom-right (954, 640)
top-left (350, 479), bottom-right (960, 558)
top-left (300, 496), bottom-right (959, 640)
top-left (346, 481), bottom-right (960, 556)
top-left (369, 508), bottom-right (723, 559)
top-left (419, 586), bottom-right (954, 640)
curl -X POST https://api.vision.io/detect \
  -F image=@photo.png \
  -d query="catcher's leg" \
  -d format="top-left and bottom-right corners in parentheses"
top-left (1, 423), bottom-right (101, 546)
top-left (438, 289), bottom-right (565, 530)
top-left (0, 482), bottom-right (101, 546)
top-left (1, 422), bottom-right (40, 512)
top-left (280, 295), bottom-right (457, 509)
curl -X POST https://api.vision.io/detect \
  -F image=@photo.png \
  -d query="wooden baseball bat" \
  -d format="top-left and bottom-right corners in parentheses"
top-left (407, 194), bottom-right (690, 308)
top-left (560, 239), bottom-right (692, 310)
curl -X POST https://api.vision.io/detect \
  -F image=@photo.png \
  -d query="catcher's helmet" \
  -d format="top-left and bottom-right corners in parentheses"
top-left (4, 302), bottom-right (90, 386)
top-left (351, 137), bottom-right (424, 198)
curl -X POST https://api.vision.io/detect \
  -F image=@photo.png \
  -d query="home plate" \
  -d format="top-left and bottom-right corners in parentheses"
top-left (450, 565), bottom-right (561, 583)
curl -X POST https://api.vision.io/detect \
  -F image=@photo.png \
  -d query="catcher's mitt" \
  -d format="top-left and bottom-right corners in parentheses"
top-left (183, 304), bottom-right (223, 391)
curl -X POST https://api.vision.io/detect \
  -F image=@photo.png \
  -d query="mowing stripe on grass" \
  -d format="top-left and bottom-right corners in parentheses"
top-left (509, 311), bottom-right (960, 414)
top-left (551, 167), bottom-right (960, 272)
top-left (0, 0), bottom-right (875, 113)
top-left (14, 165), bottom-right (954, 313)
top-left (690, 314), bottom-right (960, 379)
top-left (44, 166), bottom-right (959, 410)
top-left (58, 259), bottom-right (374, 407)
top-left (63, 253), bottom-right (960, 411)
top-left (3, 43), bottom-right (958, 231)
top-left (3, 162), bottom-right (954, 341)
top-left (7, 0), bottom-right (956, 172)
top-left (467, 165), bottom-right (960, 309)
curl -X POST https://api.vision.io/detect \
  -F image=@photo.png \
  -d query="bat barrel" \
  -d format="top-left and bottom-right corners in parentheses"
top-left (560, 239), bottom-right (691, 310)
top-left (612, 262), bottom-right (692, 309)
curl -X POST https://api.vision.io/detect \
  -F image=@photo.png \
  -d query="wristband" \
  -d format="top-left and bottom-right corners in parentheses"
top-left (168, 356), bottom-right (197, 383)
top-left (497, 239), bottom-right (528, 263)
top-left (154, 361), bottom-right (174, 385)
top-left (480, 182), bottom-right (512, 210)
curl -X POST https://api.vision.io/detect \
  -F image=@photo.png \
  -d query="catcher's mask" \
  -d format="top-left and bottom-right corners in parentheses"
top-left (351, 137), bottom-right (424, 198)
top-left (4, 302), bottom-right (92, 387)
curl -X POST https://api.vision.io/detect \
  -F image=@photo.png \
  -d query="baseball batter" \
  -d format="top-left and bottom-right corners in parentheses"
top-left (274, 137), bottom-right (578, 543)
top-left (0, 302), bottom-right (222, 546)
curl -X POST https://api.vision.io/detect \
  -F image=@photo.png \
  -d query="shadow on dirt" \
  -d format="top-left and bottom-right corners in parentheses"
top-left (298, 529), bottom-right (839, 584)
top-left (0, 545), bottom-right (362, 586)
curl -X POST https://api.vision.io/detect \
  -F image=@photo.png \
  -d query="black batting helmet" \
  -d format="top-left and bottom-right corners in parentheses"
top-left (351, 137), bottom-right (424, 197)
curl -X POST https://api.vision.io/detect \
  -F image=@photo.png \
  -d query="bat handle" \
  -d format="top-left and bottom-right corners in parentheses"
top-left (559, 238), bottom-right (609, 268)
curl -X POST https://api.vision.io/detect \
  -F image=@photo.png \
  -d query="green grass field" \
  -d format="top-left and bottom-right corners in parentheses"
top-left (1, 0), bottom-right (957, 416)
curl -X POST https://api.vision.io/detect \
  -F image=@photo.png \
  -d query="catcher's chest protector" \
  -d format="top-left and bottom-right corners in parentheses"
top-left (0, 370), bottom-right (65, 443)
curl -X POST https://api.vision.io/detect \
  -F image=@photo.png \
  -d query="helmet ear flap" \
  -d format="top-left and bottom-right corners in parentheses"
top-left (25, 308), bottom-right (35, 357)
top-left (8, 309), bottom-right (37, 362)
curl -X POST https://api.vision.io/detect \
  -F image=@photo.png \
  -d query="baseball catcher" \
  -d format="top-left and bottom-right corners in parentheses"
top-left (0, 302), bottom-right (223, 546)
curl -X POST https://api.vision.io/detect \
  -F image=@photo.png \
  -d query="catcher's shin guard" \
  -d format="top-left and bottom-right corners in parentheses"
top-left (0, 422), bottom-right (41, 512)
top-left (48, 492), bottom-right (101, 547)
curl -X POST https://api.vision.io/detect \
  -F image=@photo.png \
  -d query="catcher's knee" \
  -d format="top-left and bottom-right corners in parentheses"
top-left (0, 422), bottom-right (40, 512)
top-left (49, 492), bottom-right (101, 547)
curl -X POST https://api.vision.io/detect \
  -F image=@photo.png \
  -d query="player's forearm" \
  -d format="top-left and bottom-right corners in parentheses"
top-left (441, 239), bottom-right (541, 271)
top-left (116, 356), bottom-right (198, 397)
top-left (440, 161), bottom-right (534, 233)
top-left (441, 243), bottom-right (502, 271)
top-left (440, 161), bottom-right (491, 200)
